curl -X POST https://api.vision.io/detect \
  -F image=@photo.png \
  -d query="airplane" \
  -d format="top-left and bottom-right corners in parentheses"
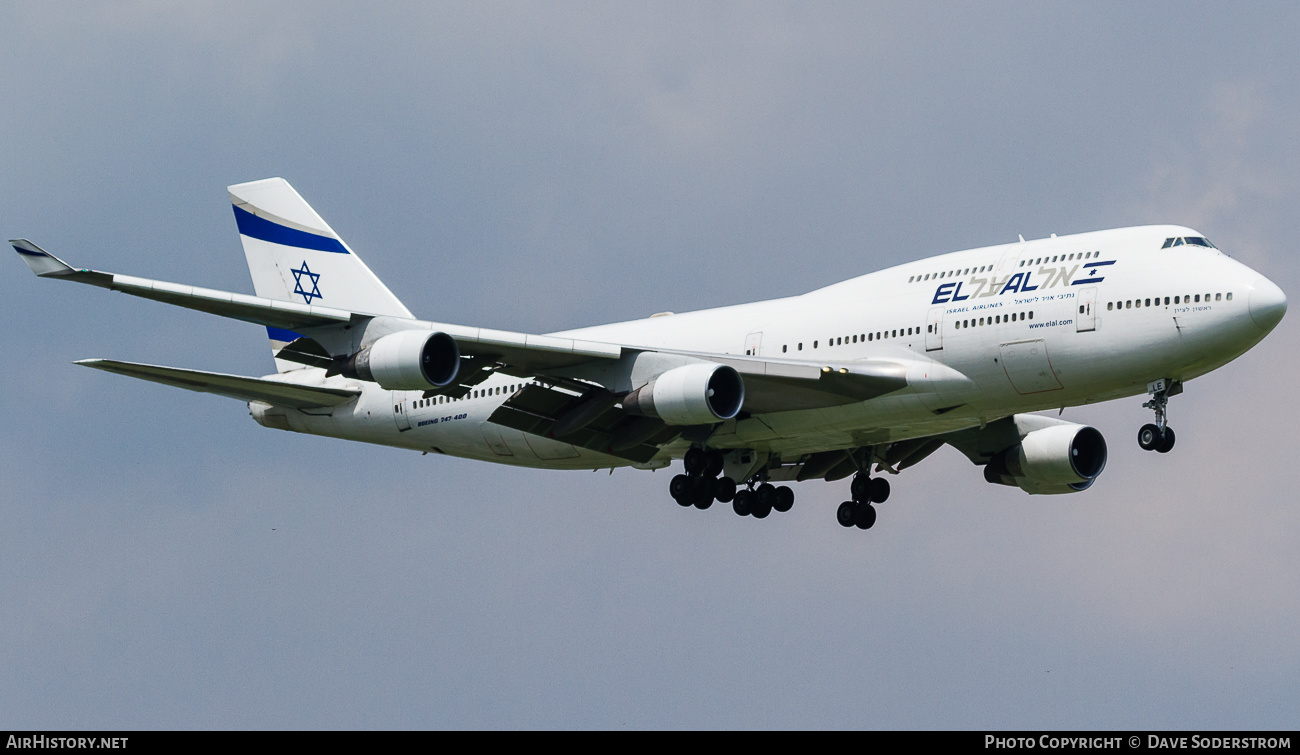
top-left (12, 178), bottom-right (1288, 530)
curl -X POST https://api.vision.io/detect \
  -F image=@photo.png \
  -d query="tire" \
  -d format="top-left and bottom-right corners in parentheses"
top-left (691, 478), bottom-right (715, 508)
top-left (705, 450), bottom-right (725, 478)
top-left (756, 483), bottom-right (777, 509)
top-left (851, 474), bottom-right (870, 502)
top-left (684, 447), bottom-right (707, 475)
top-left (869, 476), bottom-right (890, 504)
top-left (669, 474), bottom-right (692, 503)
top-left (733, 489), bottom-right (753, 517)
top-left (1156, 426), bottom-right (1176, 453)
top-left (714, 476), bottom-right (737, 504)
top-left (751, 499), bottom-right (772, 519)
top-left (854, 503), bottom-right (877, 530)
top-left (837, 501), bottom-right (856, 527)
top-left (773, 486), bottom-right (794, 513)
top-left (1137, 423), bottom-right (1161, 451)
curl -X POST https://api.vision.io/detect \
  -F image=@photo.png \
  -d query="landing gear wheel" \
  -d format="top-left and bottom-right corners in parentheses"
top-left (1156, 426), bottom-right (1176, 453)
top-left (854, 502), bottom-right (877, 530)
top-left (684, 448), bottom-right (707, 475)
top-left (756, 483), bottom-right (777, 509)
top-left (704, 450), bottom-right (725, 478)
top-left (732, 489), bottom-right (754, 517)
top-left (1138, 423), bottom-right (1161, 451)
top-left (751, 498), bottom-right (772, 519)
top-left (669, 474), bottom-right (692, 503)
top-left (837, 501), bottom-right (856, 527)
top-left (773, 486), bottom-right (794, 513)
top-left (851, 474), bottom-right (871, 502)
top-left (869, 477), bottom-right (890, 504)
top-left (691, 478), bottom-right (714, 509)
top-left (713, 476), bottom-right (737, 504)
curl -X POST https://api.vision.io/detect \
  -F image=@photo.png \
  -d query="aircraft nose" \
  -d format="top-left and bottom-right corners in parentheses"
top-left (1248, 276), bottom-right (1287, 332)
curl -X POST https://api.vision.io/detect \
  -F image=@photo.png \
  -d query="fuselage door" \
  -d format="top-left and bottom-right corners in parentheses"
top-left (744, 331), bottom-right (763, 356)
top-left (1075, 286), bottom-right (1097, 332)
top-left (392, 391), bottom-right (411, 431)
top-left (926, 306), bottom-right (945, 351)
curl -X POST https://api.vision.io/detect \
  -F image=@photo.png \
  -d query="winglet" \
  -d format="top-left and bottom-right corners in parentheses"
top-left (12, 238), bottom-right (75, 276)
top-left (11, 239), bottom-right (113, 286)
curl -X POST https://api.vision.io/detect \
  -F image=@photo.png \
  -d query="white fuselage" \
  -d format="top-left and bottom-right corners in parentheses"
top-left (264, 225), bottom-right (1284, 468)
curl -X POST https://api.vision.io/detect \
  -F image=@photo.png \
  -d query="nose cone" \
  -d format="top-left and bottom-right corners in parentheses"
top-left (1248, 277), bottom-right (1287, 332)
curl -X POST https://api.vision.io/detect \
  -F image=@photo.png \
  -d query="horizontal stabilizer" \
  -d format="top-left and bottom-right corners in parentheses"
top-left (76, 359), bottom-right (360, 409)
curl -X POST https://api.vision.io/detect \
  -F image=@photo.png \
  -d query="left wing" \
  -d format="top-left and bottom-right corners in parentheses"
top-left (76, 359), bottom-right (360, 410)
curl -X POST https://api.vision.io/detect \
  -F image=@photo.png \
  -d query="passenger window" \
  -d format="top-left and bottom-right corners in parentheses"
top-left (1227, 292), bottom-right (1233, 300)
top-left (1215, 293), bottom-right (1221, 301)
top-left (1107, 302), bottom-right (1113, 311)
top-left (782, 345), bottom-right (787, 353)
top-left (1194, 295), bottom-right (1200, 302)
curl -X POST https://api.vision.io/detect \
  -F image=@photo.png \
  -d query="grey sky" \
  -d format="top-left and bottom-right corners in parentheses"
top-left (2, 2), bottom-right (1297, 728)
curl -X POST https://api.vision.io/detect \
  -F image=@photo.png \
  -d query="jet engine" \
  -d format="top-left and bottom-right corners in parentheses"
top-left (338, 330), bottom-right (461, 390)
top-left (983, 423), bottom-right (1108, 494)
top-left (621, 363), bottom-right (745, 425)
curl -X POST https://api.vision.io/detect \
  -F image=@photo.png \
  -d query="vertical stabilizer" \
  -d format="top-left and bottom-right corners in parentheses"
top-left (228, 178), bottom-right (413, 371)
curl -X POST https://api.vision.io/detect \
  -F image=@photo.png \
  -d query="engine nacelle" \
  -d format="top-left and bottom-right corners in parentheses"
top-left (984, 424), bottom-right (1107, 495)
top-left (343, 330), bottom-right (460, 390)
top-left (621, 363), bottom-right (745, 425)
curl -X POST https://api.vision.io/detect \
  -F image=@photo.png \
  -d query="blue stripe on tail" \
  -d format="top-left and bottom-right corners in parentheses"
top-left (233, 205), bottom-right (349, 254)
top-left (266, 327), bottom-right (305, 342)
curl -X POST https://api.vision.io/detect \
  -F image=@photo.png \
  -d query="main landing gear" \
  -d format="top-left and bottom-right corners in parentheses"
top-left (837, 471), bottom-right (890, 530)
top-left (668, 447), bottom-right (794, 519)
top-left (1138, 378), bottom-right (1181, 454)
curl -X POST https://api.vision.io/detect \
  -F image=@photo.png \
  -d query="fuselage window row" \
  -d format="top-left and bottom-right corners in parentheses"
top-left (906, 251), bottom-right (1104, 283)
top-left (953, 311), bottom-right (1033, 329)
top-left (781, 323), bottom-right (926, 354)
top-left (1106, 292), bottom-right (1232, 311)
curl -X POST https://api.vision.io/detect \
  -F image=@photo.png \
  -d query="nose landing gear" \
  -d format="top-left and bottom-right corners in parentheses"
top-left (1138, 378), bottom-right (1181, 453)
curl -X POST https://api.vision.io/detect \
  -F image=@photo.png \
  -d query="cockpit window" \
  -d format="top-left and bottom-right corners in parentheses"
top-left (1161, 236), bottom-right (1218, 249)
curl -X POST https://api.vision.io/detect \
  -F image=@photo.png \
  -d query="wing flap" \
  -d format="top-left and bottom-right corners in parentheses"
top-left (488, 383), bottom-right (674, 463)
top-left (76, 359), bottom-right (360, 409)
